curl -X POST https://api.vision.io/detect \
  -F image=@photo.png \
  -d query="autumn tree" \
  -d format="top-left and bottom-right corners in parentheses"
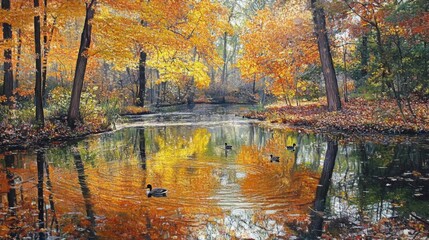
top-left (2, 0), bottom-right (14, 106)
top-left (92, 0), bottom-right (229, 106)
top-left (335, 0), bottom-right (429, 120)
top-left (67, 0), bottom-right (96, 128)
top-left (310, 0), bottom-right (342, 111)
top-left (239, 5), bottom-right (319, 105)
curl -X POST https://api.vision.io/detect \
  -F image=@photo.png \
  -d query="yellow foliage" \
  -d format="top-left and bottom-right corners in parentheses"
top-left (122, 106), bottom-right (150, 115)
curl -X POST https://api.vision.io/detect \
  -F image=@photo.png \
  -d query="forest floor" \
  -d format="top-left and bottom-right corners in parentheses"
top-left (244, 98), bottom-right (429, 137)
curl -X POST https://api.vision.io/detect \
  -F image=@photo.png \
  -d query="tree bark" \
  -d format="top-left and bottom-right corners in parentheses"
top-left (137, 50), bottom-right (147, 107)
top-left (15, 29), bottom-right (22, 89)
top-left (67, 0), bottom-right (96, 128)
top-left (42, 0), bottom-right (56, 103)
top-left (221, 31), bottom-right (228, 84)
top-left (2, 0), bottom-right (14, 106)
top-left (360, 33), bottom-right (368, 80)
top-left (310, 0), bottom-right (342, 111)
top-left (343, 45), bottom-right (348, 102)
top-left (34, 0), bottom-right (45, 127)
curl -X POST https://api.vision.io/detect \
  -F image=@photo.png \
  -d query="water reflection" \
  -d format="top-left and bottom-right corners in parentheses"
top-left (72, 147), bottom-right (97, 239)
top-left (37, 150), bottom-right (46, 240)
top-left (309, 140), bottom-right (338, 238)
top-left (0, 105), bottom-right (428, 238)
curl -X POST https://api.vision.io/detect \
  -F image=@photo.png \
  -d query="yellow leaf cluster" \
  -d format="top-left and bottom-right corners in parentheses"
top-left (92, 0), bottom-right (230, 88)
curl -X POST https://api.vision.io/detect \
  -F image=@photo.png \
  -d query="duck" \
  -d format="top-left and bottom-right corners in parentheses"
top-left (225, 143), bottom-right (232, 150)
top-left (270, 155), bottom-right (280, 162)
top-left (286, 143), bottom-right (296, 151)
top-left (146, 184), bottom-right (167, 197)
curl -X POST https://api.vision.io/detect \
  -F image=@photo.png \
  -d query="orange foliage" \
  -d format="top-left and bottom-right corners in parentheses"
top-left (239, 5), bottom-right (319, 101)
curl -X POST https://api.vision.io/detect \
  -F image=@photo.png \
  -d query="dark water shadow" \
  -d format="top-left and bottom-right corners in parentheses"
top-left (72, 147), bottom-right (97, 239)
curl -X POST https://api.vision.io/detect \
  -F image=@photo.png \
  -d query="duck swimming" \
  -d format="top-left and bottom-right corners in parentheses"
top-left (286, 143), bottom-right (296, 151)
top-left (270, 155), bottom-right (280, 162)
top-left (147, 184), bottom-right (167, 197)
top-left (225, 143), bottom-right (232, 150)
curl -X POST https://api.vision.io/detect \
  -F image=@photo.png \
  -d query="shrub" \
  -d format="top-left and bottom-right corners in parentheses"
top-left (121, 105), bottom-right (150, 115)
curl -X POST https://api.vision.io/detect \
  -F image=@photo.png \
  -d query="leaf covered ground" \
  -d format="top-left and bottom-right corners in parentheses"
top-left (0, 119), bottom-right (110, 150)
top-left (245, 98), bottom-right (429, 135)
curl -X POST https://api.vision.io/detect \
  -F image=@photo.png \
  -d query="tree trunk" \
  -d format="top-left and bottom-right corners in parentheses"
top-left (360, 33), bottom-right (368, 80)
top-left (42, 1), bottom-right (56, 104)
top-left (2, 0), bottom-right (14, 106)
top-left (67, 0), bottom-right (96, 128)
top-left (34, 0), bottom-right (45, 128)
top-left (310, 0), bottom-right (342, 111)
top-left (221, 32), bottom-right (228, 84)
top-left (137, 50), bottom-right (147, 107)
top-left (252, 74), bottom-right (256, 94)
top-left (374, 26), bottom-right (406, 122)
top-left (343, 45), bottom-right (348, 102)
top-left (15, 29), bottom-right (22, 89)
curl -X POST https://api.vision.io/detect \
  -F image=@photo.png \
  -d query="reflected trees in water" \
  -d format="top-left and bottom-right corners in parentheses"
top-left (72, 147), bottom-right (96, 239)
top-left (1, 120), bottom-right (428, 238)
top-left (308, 139), bottom-right (338, 238)
top-left (37, 150), bottom-right (46, 240)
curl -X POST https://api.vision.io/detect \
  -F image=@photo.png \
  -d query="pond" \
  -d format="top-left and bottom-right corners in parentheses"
top-left (1, 104), bottom-right (428, 239)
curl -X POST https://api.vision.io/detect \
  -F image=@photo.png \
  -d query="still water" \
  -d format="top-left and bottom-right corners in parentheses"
top-left (1, 104), bottom-right (428, 239)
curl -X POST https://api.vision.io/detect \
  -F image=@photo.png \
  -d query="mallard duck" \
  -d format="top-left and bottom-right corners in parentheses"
top-left (270, 155), bottom-right (280, 162)
top-left (147, 184), bottom-right (167, 197)
top-left (286, 143), bottom-right (296, 151)
top-left (225, 143), bottom-right (232, 150)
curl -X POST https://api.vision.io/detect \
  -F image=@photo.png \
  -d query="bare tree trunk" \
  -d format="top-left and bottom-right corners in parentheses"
top-left (374, 26), bottom-right (406, 122)
top-left (221, 32), bottom-right (228, 84)
top-left (343, 44), bottom-right (348, 102)
top-left (252, 74), bottom-right (256, 94)
top-left (15, 29), bottom-right (22, 89)
top-left (360, 33), bottom-right (368, 80)
top-left (67, 0), bottom-right (96, 128)
top-left (137, 50), bottom-right (147, 107)
top-left (42, 1), bottom-right (56, 104)
top-left (34, 0), bottom-right (45, 127)
top-left (310, 0), bottom-right (342, 111)
top-left (2, 0), bottom-right (14, 106)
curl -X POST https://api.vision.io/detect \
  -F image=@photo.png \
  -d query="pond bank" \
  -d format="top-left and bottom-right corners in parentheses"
top-left (244, 98), bottom-right (429, 136)
top-left (0, 119), bottom-right (111, 151)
